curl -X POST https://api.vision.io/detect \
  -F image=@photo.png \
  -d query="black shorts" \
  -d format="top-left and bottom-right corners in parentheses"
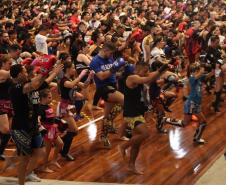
top-left (96, 84), bottom-right (117, 101)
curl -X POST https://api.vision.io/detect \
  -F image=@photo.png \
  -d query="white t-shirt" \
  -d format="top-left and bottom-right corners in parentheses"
top-left (35, 34), bottom-right (48, 54)
top-left (150, 47), bottom-right (165, 65)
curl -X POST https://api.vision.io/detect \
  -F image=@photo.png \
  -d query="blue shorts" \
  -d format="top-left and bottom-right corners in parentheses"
top-left (184, 100), bottom-right (201, 115)
top-left (31, 134), bottom-right (43, 149)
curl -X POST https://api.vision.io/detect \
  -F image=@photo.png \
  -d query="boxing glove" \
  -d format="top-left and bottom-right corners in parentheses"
top-left (124, 63), bottom-right (135, 76)
top-left (21, 58), bottom-right (33, 66)
top-left (32, 55), bottom-right (57, 76)
top-left (110, 58), bottom-right (126, 73)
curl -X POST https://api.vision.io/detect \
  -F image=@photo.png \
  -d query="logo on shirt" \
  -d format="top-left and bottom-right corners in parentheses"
top-left (100, 64), bottom-right (113, 71)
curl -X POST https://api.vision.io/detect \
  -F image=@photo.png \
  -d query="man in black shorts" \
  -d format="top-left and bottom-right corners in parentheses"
top-left (90, 42), bottom-right (126, 147)
top-left (9, 59), bottom-right (55, 185)
top-left (119, 61), bottom-right (168, 174)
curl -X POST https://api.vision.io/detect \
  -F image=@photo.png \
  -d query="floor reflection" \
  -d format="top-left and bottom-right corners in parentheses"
top-left (87, 123), bottom-right (97, 142)
top-left (169, 128), bottom-right (187, 159)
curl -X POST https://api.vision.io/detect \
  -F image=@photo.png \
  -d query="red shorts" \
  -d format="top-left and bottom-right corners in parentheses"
top-left (0, 100), bottom-right (13, 117)
top-left (43, 123), bottom-right (59, 141)
top-left (57, 99), bottom-right (74, 117)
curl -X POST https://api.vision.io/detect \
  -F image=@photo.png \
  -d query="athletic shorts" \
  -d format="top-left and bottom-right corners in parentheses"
top-left (11, 130), bottom-right (32, 156)
top-left (31, 133), bottom-right (43, 148)
top-left (124, 115), bottom-right (145, 130)
top-left (184, 100), bottom-right (201, 115)
top-left (0, 100), bottom-right (13, 117)
top-left (96, 84), bottom-right (117, 101)
top-left (11, 130), bottom-right (43, 156)
top-left (43, 123), bottom-right (59, 142)
top-left (57, 99), bottom-right (74, 117)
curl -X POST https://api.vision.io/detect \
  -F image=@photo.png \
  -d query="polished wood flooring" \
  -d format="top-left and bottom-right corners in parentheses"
top-left (1, 85), bottom-right (226, 185)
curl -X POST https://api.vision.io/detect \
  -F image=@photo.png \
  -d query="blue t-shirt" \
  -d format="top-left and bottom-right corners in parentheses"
top-left (90, 55), bottom-right (116, 88)
top-left (187, 75), bottom-right (206, 104)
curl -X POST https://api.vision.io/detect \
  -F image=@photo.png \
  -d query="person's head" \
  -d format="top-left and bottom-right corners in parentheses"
top-left (134, 61), bottom-right (149, 77)
top-left (78, 22), bottom-right (87, 33)
top-left (210, 35), bottom-right (220, 48)
top-left (59, 52), bottom-right (71, 63)
top-left (213, 26), bottom-right (221, 36)
top-left (39, 89), bottom-right (52, 105)
top-left (2, 32), bottom-right (9, 43)
top-left (8, 30), bottom-right (17, 40)
top-left (5, 22), bottom-right (14, 31)
top-left (192, 21), bottom-right (201, 30)
top-left (81, 11), bottom-right (91, 21)
top-left (153, 36), bottom-right (165, 49)
top-left (189, 62), bottom-right (201, 75)
top-left (9, 44), bottom-right (21, 59)
top-left (91, 30), bottom-right (105, 44)
top-left (92, 12), bottom-right (101, 20)
top-left (80, 42), bottom-right (90, 54)
top-left (0, 54), bottom-right (12, 71)
top-left (99, 42), bottom-right (116, 59)
top-left (38, 24), bottom-right (50, 35)
top-left (63, 61), bottom-right (75, 77)
top-left (25, 65), bottom-right (36, 79)
top-left (10, 64), bottom-right (28, 83)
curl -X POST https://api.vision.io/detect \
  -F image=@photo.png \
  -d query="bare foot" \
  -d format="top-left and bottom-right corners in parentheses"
top-left (39, 167), bottom-right (54, 173)
top-left (1, 157), bottom-right (15, 173)
top-left (118, 145), bottom-right (127, 163)
top-left (128, 165), bottom-right (144, 175)
top-left (92, 106), bottom-right (103, 111)
top-left (50, 161), bottom-right (62, 169)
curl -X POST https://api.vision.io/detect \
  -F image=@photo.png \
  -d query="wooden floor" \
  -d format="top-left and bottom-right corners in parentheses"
top-left (1, 85), bottom-right (226, 185)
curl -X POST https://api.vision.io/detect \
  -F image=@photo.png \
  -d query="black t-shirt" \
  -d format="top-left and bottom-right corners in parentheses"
top-left (9, 82), bottom-right (35, 132)
top-left (0, 79), bottom-right (12, 100)
top-left (60, 77), bottom-right (71, 100)
top-left (0, 42), bottom-right (10, 54)
top-left (38, 104), bottom-right (55, 124)
top-left (206, 46), bottom-right (222, 69)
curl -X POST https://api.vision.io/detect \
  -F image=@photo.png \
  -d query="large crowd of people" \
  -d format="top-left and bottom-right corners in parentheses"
top-left (0, 0), bottom-right (226, 184)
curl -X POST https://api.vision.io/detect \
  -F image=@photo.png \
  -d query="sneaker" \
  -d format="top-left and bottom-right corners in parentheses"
top-left (26, 173), bottom-right (41, 182)
top-left (0, 155), bottom-right (5, 161)
top-left (108, 126), bottom-right (117, 134)
top-left (100, 135), bottom-right (111, 148)
top-left (193, 138), bottom-right (205, 144)
top-left (61, 153), bottom-right (75, 161)
top-left (120, 136), bottom-right (130, 141)
top-left (156, 118), bottom-right (167, 133)
top-left (74, 114), bottom-right (84, 121)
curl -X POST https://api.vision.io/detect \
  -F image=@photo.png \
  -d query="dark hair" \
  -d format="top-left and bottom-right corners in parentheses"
top-left (0, 54), bottom-right (11, 68)
top-left (63, 61), bottom-right (73, 73)
top-left (152, 36), bottom-right (164, 48)
top-left (136, 61), bottom-right (149, 69)
top-left (102, 42), bottom-right (116, 51)
top-left (9, 44), bottom-right (21, 52)
top-left (39, 89), bottom-right (51, 99)
top-left (59, 52), bottom-right (70, 61)
top-left (10, 64), bottom-right (23, 78)
top-left (81, 11), bottom-right (90, 19)
top-left (91, 30), bottom-right (101, 43)
top-left (210, 35), bottom-right (219, 43)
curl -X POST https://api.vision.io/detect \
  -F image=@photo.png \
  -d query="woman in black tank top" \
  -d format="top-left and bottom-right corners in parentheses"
top-left (58, 61), bottom-right (91, 161)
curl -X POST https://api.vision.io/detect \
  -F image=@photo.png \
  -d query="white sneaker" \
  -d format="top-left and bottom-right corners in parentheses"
top-left (120, 136), bottom-right (130, 141)
top-left (26, 173), bottom-right (41, 182)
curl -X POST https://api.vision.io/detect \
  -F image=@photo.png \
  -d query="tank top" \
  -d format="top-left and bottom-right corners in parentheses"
top-left (60, 77), bottom-right (72, 100)
top-left (123, 81), bottom-right (146, 117)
